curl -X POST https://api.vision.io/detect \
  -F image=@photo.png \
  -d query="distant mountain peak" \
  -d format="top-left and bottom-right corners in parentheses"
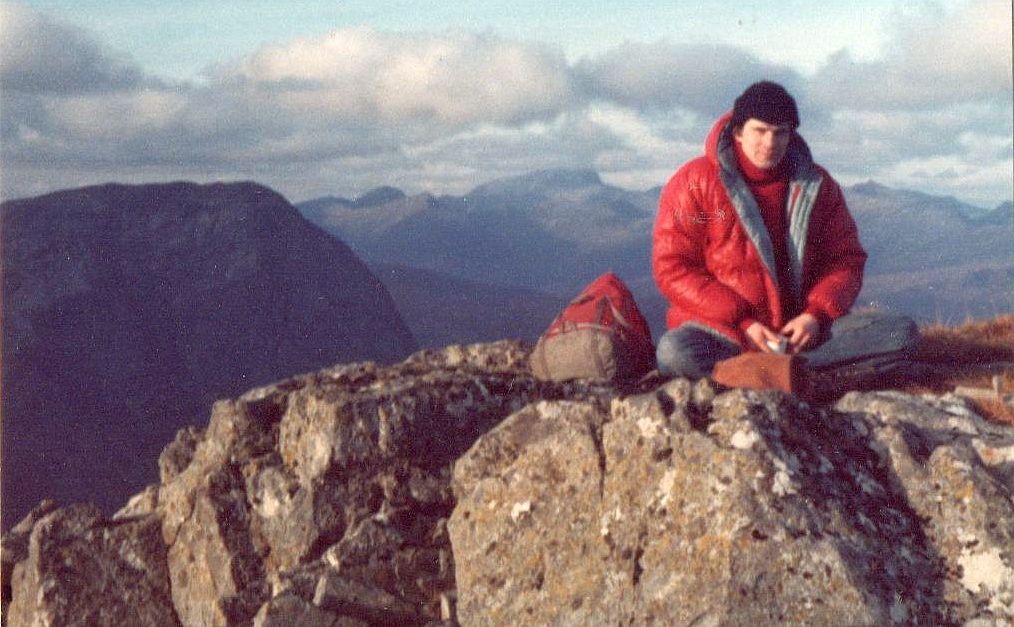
top-left (851, 180), bottom-right (890, 195)
top-left (354, 186), bottom-right (406, 208)
top-left (520, 168), bottom-right (603, 188)
top-left (468, 168), bottom-right (603, 200)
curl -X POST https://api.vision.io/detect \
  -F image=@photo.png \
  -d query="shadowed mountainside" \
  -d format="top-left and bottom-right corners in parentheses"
top-left (846, 183), bottom-right (1014, 321)
top-left (2, 181), bottom-right (417, 528)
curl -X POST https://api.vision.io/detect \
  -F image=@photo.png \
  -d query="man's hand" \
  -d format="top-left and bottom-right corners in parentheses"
top-left (744, 321), bottom-right (786, 353)
top-left (781, 313), bottom-right (821, 353)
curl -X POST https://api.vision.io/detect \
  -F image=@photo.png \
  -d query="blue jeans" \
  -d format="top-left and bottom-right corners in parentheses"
top-left (656, 311), bottom-right (919, 378)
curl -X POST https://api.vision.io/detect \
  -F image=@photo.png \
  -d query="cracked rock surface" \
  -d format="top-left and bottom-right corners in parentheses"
top-left (4, 341), bottom-right (1013, 626)
top-left (449, 382), bottom-right (1014, 625)
top-left (2, 341), bottom-right (614, 626)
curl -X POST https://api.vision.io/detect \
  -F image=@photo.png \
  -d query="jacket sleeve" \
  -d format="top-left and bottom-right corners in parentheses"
top-left (801, 176), bottom-right (867, 321)
top-left (652, 169), bottom-right (753, 327)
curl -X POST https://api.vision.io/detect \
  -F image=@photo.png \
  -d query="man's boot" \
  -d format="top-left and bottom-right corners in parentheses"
top-left (806, 358), bottom-right (916, 403)
top-left (711, 352), bottom-right (810, 397)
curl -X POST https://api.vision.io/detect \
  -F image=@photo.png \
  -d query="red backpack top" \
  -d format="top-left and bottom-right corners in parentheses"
top-left (529, 272), bottom-right (655, 382)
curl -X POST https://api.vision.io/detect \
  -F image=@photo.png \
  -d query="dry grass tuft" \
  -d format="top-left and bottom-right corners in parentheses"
top-left (894, 314), bottom-right (1013, 424)
top-left (914, 314), bottom-right (1013, 365)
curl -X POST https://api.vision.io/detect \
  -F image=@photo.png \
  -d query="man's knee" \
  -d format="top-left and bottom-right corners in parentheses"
top-left (881, 312), bottom-right (919, 356)
top-left (834, 310), bottom-right (920, 353)
top-left (656, 326), bottom-right (739, 379)
top-left (656, 331), bottom-right (699, 378)
top-left (805, 310), bottom-right (921, 370)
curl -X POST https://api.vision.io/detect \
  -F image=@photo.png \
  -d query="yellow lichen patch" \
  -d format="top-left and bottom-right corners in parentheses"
top-left (690, 533), bottom-right (733, 569)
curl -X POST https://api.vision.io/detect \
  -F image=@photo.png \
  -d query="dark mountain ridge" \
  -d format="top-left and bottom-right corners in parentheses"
top-left (2, 181), bottom-right (417, 528)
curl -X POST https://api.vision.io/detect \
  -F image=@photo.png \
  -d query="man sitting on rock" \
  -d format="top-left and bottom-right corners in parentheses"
top-left (652, 80), bottom-right (917, 397)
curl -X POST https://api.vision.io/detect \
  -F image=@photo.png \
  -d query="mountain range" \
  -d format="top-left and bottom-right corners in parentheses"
top-left (298, 169), bottom-right (1014, 332)
top-left (299, 169), bottom-right (657, 297)
top-left (846, 182), bottom-right (1013, 322)
top-left (1, 181), bottom-right (416, 527)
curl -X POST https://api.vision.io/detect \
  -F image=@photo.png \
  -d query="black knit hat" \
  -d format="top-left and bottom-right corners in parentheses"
top-left (731, 81), bottom-right (799, 129)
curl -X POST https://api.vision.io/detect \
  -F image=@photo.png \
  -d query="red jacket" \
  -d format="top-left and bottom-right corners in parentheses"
top-left (652, 113), bottom-right (867, 347)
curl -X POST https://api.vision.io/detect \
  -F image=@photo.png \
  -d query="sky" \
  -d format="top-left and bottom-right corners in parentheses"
top-left (1, 0), bottom-right (1011, 208)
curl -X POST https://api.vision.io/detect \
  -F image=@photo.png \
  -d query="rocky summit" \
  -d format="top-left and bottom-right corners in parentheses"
top-left (3, 341), bottom-right (1013, 626)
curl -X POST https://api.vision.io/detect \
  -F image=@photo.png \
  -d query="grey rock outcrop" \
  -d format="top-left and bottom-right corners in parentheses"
top-left (6, 504), bottom-right (178, 626)
top-left (4, 341), bottom-right (1013, 626)
top-left (3, 341), bottom-right (613, 625)
top-left (449, 382), bottom-right (1014, 625)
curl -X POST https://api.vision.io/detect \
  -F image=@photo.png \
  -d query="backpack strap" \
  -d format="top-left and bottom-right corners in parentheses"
top-left (586, 323), bottom-right (608, 379)
top-left (608, 301), bottom-right (633, 330)
top-left (594, 296), bottom-right (608, 325)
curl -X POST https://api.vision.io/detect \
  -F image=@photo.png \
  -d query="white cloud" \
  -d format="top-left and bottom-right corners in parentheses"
top-left (885, 153), bottom-right (1014, 204)
top-left (809, 0), bottom-right (1012, 109)
top-left (1, 2), bottom-right (1011, 209)
top-left (2, 25), bottom-right (583, 178)
top-left (42, 90), bottom-right (187, 139)
top-left (0, 1), bottom-right (146, 94)
top-left (585, 105), bottom-right (672, 155)
top-left (807, 104), bottom-right (1012, 207)
top-left (794, 0), bottom-right (1013, 207)
top-left (574, 42), bottom-right (802, 114)
top-left (814, 104), bottom-right (1009, 165)
top-left (215, 27), bottom-right (576, 127)
top-left (958, 130), bottom-right (1014, 163)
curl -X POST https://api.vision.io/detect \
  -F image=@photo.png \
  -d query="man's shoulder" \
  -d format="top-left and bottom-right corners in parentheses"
top-left (807, 162), bottom-right (845, 194)
top-left (799, 160), bottom-right (838, 184)
top-left (664, 156), bottom-right (716, 190)
top-left (675, 155), bottom-right (713, 176)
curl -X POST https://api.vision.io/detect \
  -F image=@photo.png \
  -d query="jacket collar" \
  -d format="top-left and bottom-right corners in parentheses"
top-left (706, 113), bottom-right (823, 310)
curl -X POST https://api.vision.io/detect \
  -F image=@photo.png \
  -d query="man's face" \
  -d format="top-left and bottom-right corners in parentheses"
top-left (734, 118), bottom-right (793, 170)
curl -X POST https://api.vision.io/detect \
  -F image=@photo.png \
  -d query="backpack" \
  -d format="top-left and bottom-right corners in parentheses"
top-left (529, 272), bottom-right (655, 383)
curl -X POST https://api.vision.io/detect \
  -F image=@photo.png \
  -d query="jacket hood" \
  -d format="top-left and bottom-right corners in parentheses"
top-left (705, 111), bottom-right (735, 166)
top-left (704, 112), bottom-right (814, 177)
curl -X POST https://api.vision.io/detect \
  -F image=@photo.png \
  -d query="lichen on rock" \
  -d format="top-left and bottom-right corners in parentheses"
top-left (450, 383), bottom-right (1014, 625)
top-left (3, 341), bottom-right (1012, 626)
